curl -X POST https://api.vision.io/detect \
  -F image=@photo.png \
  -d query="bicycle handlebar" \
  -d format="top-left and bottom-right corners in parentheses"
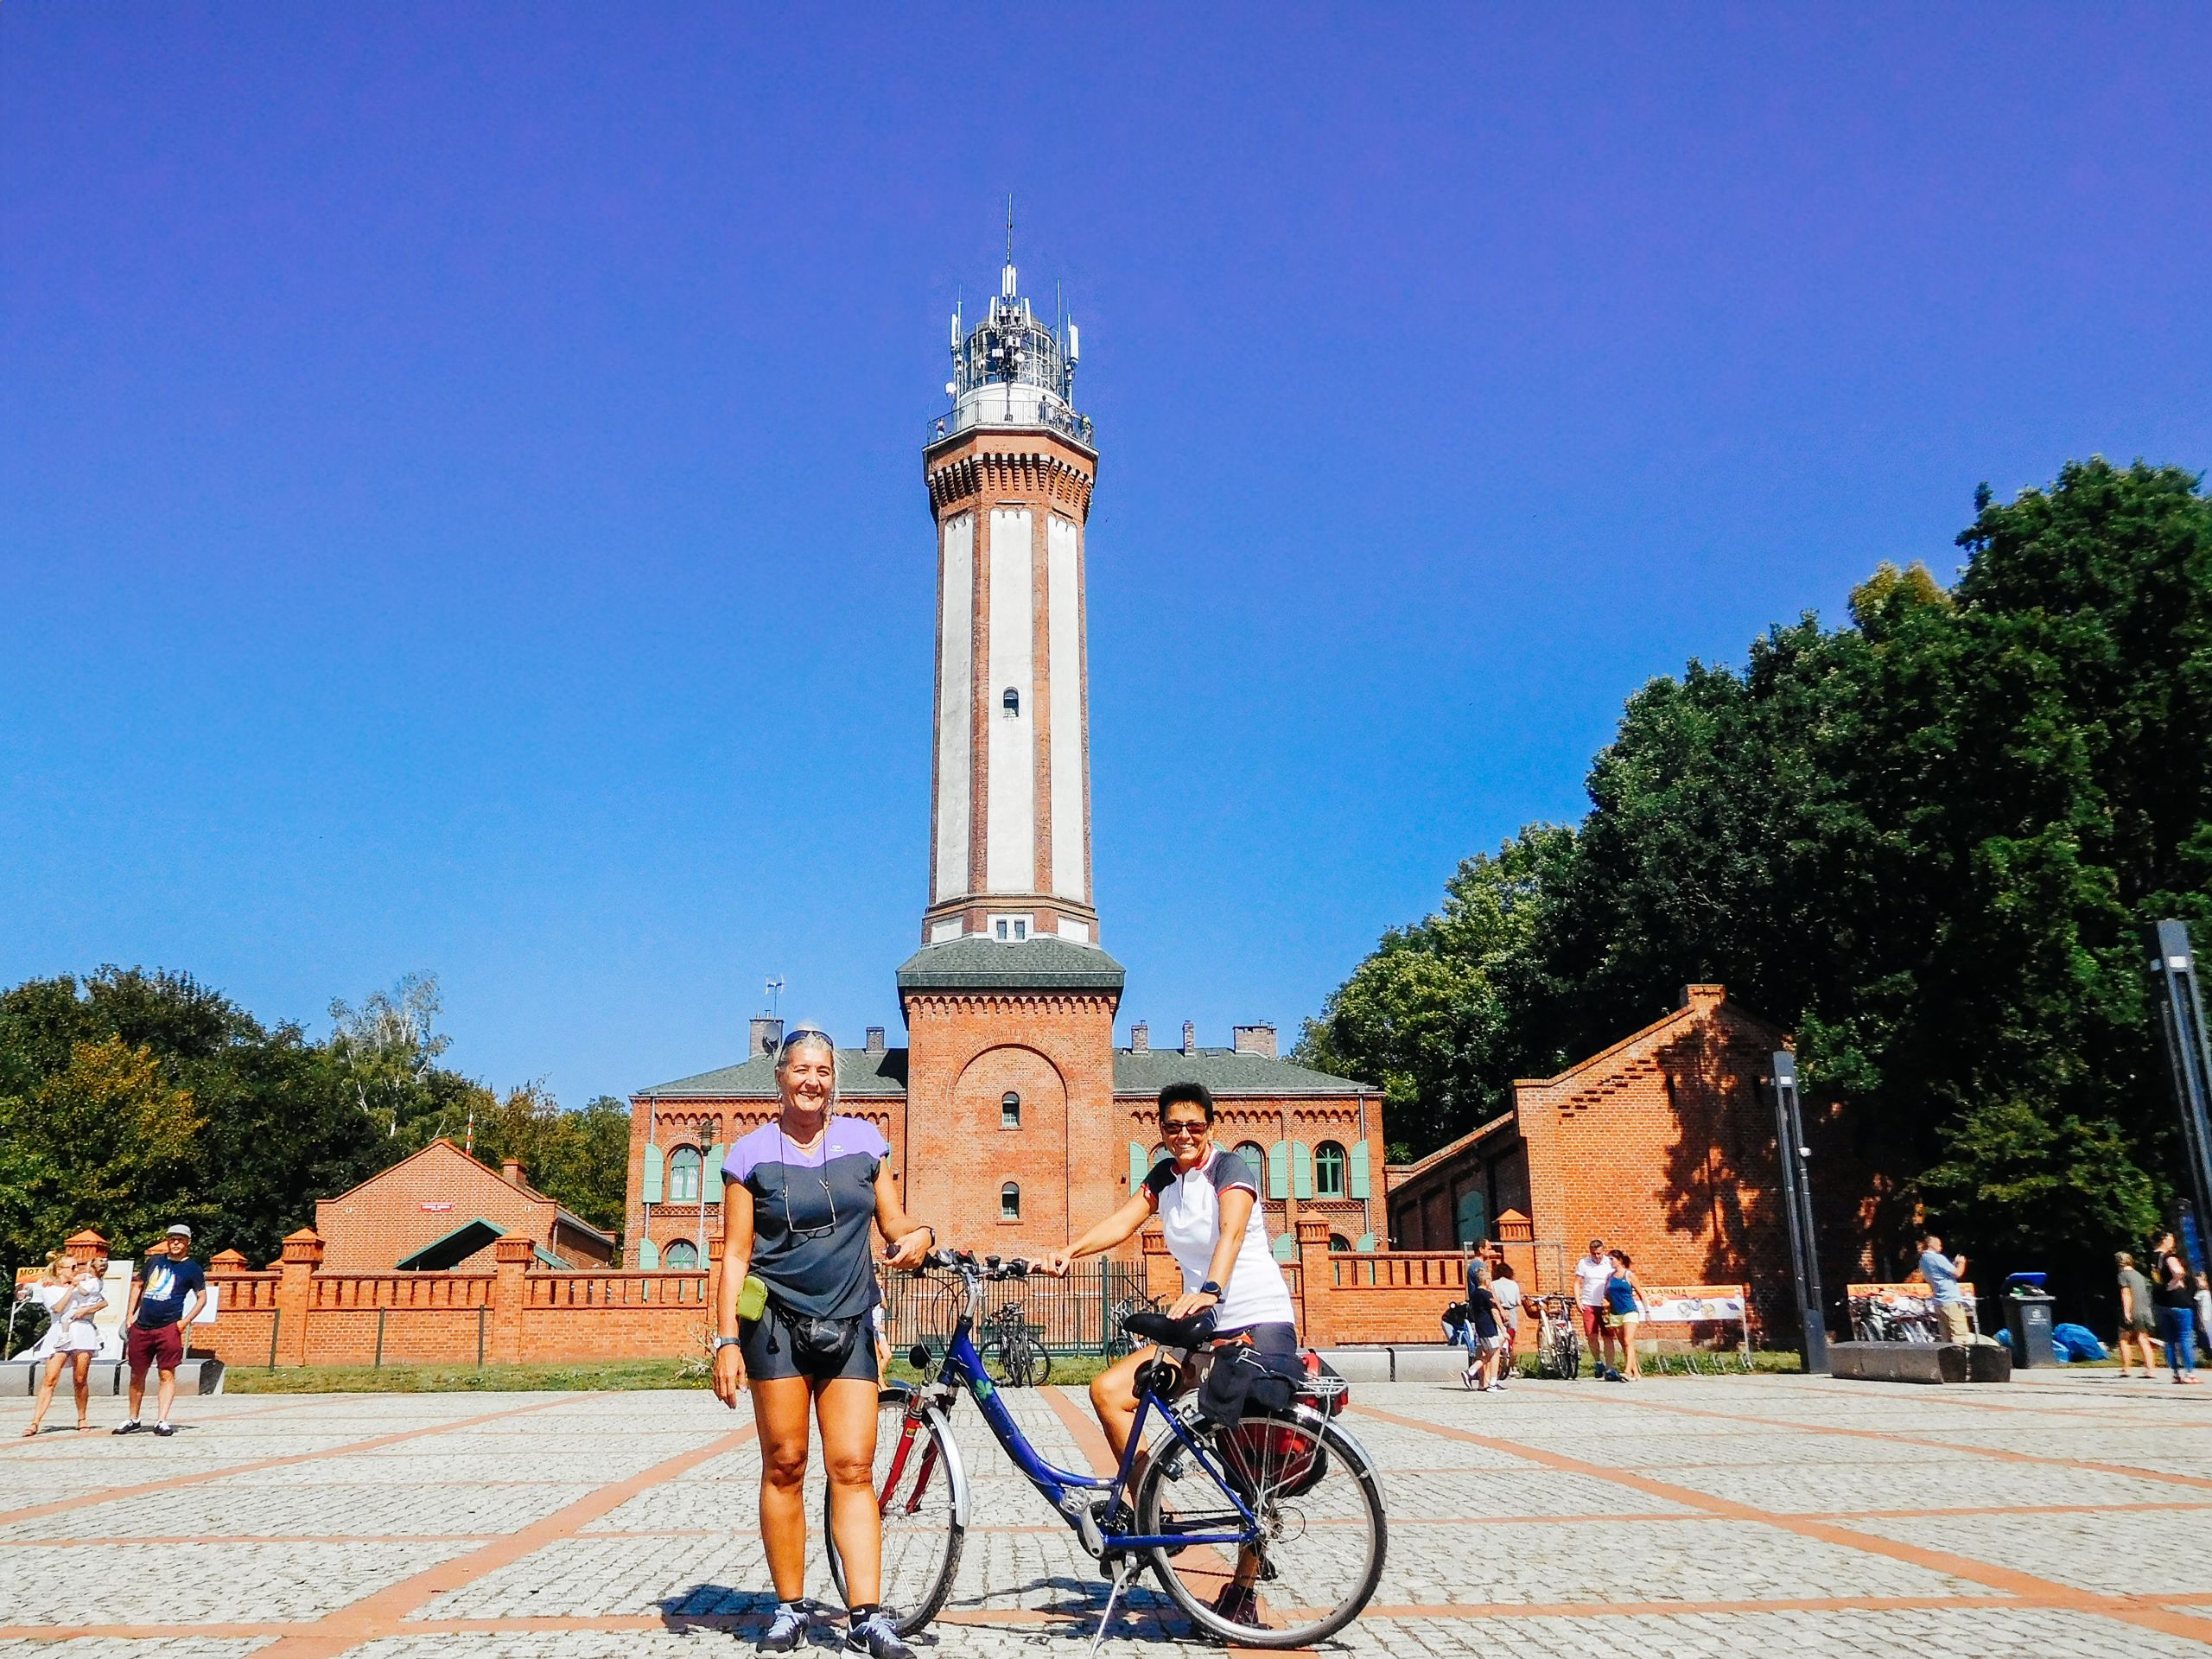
top-left (918, 1247), bottom-right (1036, 1282)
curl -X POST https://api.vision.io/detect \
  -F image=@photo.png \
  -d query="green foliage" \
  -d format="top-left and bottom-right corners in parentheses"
top-left (0, 968), bottom-right (634, 1273)
top-left (1306, 460), bottom-right (2212, 1312)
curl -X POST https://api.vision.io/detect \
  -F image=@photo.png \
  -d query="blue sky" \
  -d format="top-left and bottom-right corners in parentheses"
top-left (4, 8), bottom-right (2208, 1106)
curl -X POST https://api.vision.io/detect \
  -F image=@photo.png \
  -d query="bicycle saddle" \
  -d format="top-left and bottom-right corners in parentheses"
top-left (1122, 1309), bottom-right (1217, 1349)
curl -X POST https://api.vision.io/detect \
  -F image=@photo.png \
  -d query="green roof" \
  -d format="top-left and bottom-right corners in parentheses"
top-left (896, 936), bottom-right (1127, 992)
top-left (1112, 1047), bottom-right (1373, 1097)
top-left (639, 1046), bottom-right (910, 1100)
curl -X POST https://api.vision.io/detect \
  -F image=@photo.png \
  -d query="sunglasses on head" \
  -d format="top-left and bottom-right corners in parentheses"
top-left (779, 1028), bottom-right (834, 1054)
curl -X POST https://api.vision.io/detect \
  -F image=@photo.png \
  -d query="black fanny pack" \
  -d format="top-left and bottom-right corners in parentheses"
top-left (766, 1295), bottom-right (861, 1367)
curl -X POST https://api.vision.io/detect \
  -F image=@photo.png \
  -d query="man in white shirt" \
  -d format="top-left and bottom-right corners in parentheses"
top-left (1574, 1237), bottom-right (1618, 1381)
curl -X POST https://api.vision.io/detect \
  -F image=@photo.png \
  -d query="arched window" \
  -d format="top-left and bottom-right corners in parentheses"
top-left (1001, 1182), bottom-right (1021, 1221)
top-left (664, 1239), bottom-right (699, 1270)
top-left (1233, 1141), bottom-right (1267, 1178)
top-left (1001, 1090), bottom-right (1021, 1129)
top-left (1328, 1234), bottom-right (1353, 1253)
top-left (669, 1146), bottom-right (702, 1203)
top-left (1002, 686), bottom-right (1020, 716)
top-left (1314, 1141), bottom-right (1347, 1198)
top-left (1151, 1144), bottom-right (1169, 1168)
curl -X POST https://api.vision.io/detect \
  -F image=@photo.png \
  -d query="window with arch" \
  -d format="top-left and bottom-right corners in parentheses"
top-left (668, 1145), bottom-right (702, 1203)
top-left (1314, 1140), bottom-right (1347, 1198)
top-left (1328, 1233), bottom-right (1353, 1253)
top-left (664, 1239), bottom-right (700, 1269)
top-left (1001, 686), bottom-right (1020, 716)
top-left (1001, 1090), bottom-right (1021, 1129)
top-left (1233, 1141), bottom-right (1267, 1178)
top-left (1151, 1143), bottom-right (1169, 1169)
top-left (1000, 1182), bottom-right (1020, 1221)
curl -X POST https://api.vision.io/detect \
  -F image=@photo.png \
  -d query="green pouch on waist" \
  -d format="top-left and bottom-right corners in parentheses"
top-left (738, 1274), bottom-right (768, 1323)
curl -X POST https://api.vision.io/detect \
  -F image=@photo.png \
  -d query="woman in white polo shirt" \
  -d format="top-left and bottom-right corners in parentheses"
top-left (1042, 1081), bottom-right (1299, 1460)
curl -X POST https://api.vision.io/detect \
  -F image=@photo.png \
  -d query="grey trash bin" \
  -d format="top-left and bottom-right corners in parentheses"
top-left (2005, 1283), bottom-right (2056, 1369)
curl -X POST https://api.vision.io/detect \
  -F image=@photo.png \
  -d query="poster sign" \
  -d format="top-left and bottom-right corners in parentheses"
top-left (1639, 1286), bottom-right (1748, 1325)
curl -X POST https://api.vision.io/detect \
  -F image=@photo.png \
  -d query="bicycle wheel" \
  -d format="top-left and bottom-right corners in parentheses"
top-left (979, 1335), bottom-right (1014, 1388)
top-left (1135, 1407), bottom-right (1387, 1649)
top-left (1022, 1336), bottom-right (1052, 1388)
top-left (826, 1389), bottom-right (965, 1636)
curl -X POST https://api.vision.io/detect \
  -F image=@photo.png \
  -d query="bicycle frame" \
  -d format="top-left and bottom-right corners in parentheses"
top-left (887, 1271), bottom-right (1261, 1554)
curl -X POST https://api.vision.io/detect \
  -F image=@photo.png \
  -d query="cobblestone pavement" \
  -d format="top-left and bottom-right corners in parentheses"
top-left (5, 1372), bottom-right (2212, 1657)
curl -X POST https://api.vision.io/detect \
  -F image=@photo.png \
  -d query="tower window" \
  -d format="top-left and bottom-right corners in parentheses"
top-left (1002, 686), bottom-right (1020, 716)
top-left (1001, 1090), bottom-right (1021, 1129)
top-left (1315, 1141), bottom-right (1347, 1198)
top-left (992, 916), bottom-right (1028, 942)
top-left (664, 1239), bottom-right (700, 1270)
top-left (1001, 1182), bottom-right (1020, 1221)
top-left (668, 1146), bottom-right (702, 1204)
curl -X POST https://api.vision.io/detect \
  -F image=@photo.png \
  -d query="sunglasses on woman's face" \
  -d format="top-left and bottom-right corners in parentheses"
top-left (1162, 1119), bottom-right (1209, 1138)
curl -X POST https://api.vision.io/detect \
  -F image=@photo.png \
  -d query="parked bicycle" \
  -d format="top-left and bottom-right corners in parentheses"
top-left (976, 1300), bottom-right (1052, 1389)
top-left (831, 1249), bottom-right (1388, 1649)
top-left (1852, 1291), bottom-right (1937, 1343)
top-left (1535, 1294), bottom-right (1582, 1380)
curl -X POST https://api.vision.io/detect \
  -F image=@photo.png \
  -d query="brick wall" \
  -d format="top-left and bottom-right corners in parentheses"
top-left (313, 1139), bottom-right (612, 1274)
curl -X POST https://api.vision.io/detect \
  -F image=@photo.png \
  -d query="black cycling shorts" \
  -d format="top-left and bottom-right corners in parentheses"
top-left (740, 1301), bottom-right (880, 1385)
top-left (1217, 1320), bottom-right (1300, 1359)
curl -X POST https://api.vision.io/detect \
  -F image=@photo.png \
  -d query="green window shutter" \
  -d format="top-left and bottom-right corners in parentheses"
top-left (1267, 1141), bottom-right (1290, 1199)
top-left (1348, 1141), bottom-right (1371, 1199)
top-left (1292, 1141), bottom-right (1314, 1200)
top-left (1128, 1141), bottom-right (1150, 1193)
top-left (642, 1142), bottom-right (664, 1204)
top-left (703, 1143), bottom-right (727, 1202)
top-left (1271, 1232), bottom-right (1297, 1263)
top-left (1355, 1232), bottom-right (1376, 1252)
top-left (637, 1237), bottom-right (660, 1269)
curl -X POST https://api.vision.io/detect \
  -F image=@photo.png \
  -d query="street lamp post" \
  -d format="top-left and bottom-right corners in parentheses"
top-left (2146, 920), bottom-right (2212, 1268)
top-left (1770, 1052), bottom-right (1829, 1374)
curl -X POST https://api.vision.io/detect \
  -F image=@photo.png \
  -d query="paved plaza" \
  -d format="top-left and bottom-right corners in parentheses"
top-left (6, 1373), bottom-right (2212, 1656)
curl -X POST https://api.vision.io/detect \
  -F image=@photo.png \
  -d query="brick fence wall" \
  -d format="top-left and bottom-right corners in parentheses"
top-left (202, 1220), bottom-right (1510, 1370)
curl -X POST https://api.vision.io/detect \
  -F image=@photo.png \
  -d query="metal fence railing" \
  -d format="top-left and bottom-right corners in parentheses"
top-left (880, 1260), bottom-right (1152, 1357)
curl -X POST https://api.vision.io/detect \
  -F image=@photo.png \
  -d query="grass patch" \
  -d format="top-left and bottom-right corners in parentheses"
top-left (226, 1357), bottom-right (708, 1393)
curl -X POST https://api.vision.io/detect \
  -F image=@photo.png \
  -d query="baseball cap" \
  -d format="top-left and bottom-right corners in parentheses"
top-left (166, 1224), bottom-right (193, 1239)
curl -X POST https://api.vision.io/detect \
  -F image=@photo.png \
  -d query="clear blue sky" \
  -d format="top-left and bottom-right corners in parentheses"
top-left (4, 9), bottom-right (2208, 1107)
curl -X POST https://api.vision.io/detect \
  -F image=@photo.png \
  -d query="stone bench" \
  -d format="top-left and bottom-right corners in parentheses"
top-left (1827, 1340), bottom-right (2009, 1383)
top-left (2, 1357), bottom-right (226, 1397)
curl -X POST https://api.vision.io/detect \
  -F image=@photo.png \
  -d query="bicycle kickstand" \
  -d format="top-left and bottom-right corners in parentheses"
top-left (1087, 1558), bottom-right (1142, 1656)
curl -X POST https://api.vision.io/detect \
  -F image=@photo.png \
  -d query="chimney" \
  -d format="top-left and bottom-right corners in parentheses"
top-left (1182, 1020), bottom-right (1197, 1055)
top-left (1232, 1023), bottom-right (1278, 1058)
top-left (865, 1026), bottom-right (887, 1054)
top-left (1129, 1022), bottom-right (1148, 1052)
top-left (750, 1014), bottom-right (784, 1056)
top-left (501, 1158), bottom-right (526, 1187)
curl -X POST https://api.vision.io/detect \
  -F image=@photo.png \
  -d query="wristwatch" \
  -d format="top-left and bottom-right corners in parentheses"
top-left (711, 1335), bottom-right (745, 1352)
top-left (1198, 1281), bottom-right (1223, 1298)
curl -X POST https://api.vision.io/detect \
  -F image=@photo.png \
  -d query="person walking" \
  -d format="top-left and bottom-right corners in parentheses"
top-left (1460, 1261), bottom-right (1505, 1391)
top-left (21, 1248), bottom-right (105, 1435)
top-left (709, 1028), bottom-right (936, 1657)
top-left (1574, 1238), bottom-right (1618, 1380)
top-left (116, 1225), bottom-right (206, 1437)
top-left (1916, 1233), bottom-right (1973, 1344)
top-left (1604, 1250), bottom-right (1648, 1381)
top-left (1491, 1260), bottom-right (1525, 1387)
top-left (2194, 1272), bottom-right (2212, 1365)
top-left (2115, 1252), bottom-right (2160, 1378)
top-left (2150, 1231), bottom-right (2200, 1386)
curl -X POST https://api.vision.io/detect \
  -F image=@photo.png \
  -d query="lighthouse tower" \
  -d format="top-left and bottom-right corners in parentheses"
top-left (897, 238), bottom-right (1126, 1248)
top-left (919, 245), bottom-right (1100, 948)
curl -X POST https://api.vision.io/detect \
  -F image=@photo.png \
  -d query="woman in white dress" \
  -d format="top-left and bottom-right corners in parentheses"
top-left (22, 1248), bottom-right (108, 1435)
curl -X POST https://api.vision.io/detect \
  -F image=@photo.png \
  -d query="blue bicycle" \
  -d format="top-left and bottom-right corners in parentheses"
top-left (825, 1250), bottom-right (1387, 1649)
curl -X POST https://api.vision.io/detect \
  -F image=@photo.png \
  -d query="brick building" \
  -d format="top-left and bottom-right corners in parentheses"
top-left (626, 246), bottom-right (1382, 1266)
top-left (315, 1139), bottom-right (617, 1274)
top-left (1384, 985), bottom-right (1806, 1320)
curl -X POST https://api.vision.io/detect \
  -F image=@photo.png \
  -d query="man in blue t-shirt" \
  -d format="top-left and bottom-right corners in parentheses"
top-left (118, 1225), bottom-right (207, 1438)
top-left (1916, 1233), bottom-right (1972, 1344)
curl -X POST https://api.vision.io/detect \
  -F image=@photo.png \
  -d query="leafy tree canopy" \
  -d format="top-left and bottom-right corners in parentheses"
top-left (1299, 460), bottom-right (2212, 1311)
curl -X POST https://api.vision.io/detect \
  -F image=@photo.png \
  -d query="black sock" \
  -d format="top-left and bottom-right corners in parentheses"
top-left (848, 1604), bottom-right (878, 1624)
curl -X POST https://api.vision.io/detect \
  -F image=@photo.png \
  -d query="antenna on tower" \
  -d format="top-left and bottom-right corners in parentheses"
top-left (765, 975), bottom-right (785, 1020)
top-left (1001, 194), bottom-right (1018, 302)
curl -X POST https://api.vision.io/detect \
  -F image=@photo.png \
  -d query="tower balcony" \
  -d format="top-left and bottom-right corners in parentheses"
top-left (925, 391), bottom-right (1095, 456)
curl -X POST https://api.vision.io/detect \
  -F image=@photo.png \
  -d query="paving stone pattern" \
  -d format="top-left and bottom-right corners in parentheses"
top-left (4, 1374), bottom-right (2212, 1656)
